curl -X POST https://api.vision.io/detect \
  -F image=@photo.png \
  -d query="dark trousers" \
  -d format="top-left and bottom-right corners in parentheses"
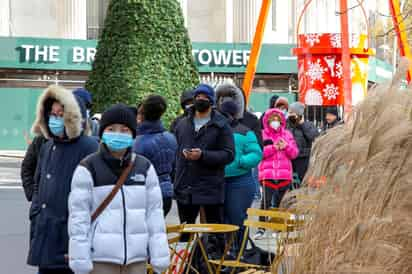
top-left (177, 202), bottom-right (223, 225)
top-left (163, 197), bottom-right (172, 217)
top-left (177, 202), bottom-right (224, 257)
top-left (259, 183), bottom-right (289, 223)
top-left (292, 157), bottom-right (310, 182)
top-left (224, 172), bottom-right (255, 251)
top-left (39, 268), bottom-right (73, 274)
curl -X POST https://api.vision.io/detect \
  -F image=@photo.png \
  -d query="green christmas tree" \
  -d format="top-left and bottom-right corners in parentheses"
top-left (87, 0), bottom-right (199, 124)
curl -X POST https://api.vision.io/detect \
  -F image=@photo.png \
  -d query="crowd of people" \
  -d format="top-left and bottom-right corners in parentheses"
top-left (20, 83), bottom-right (342, 274)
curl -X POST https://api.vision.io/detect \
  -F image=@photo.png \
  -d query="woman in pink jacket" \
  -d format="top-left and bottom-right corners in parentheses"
top-left (254, 108), bottom-right (299, 240)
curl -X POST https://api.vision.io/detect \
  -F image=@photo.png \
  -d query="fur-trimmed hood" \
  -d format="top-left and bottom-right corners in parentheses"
top-left (215, 83), bottom-right (245, 120)
top-left (31, 85), bottom-right (87, 140)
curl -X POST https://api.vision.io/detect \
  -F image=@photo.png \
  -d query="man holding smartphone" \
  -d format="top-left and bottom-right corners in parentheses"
top-left (173, 84), bottom-right (235, 236)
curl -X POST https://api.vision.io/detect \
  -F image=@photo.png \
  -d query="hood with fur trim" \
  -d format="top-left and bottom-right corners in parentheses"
top-left (262, 108), bottom-right (287, 134)
top-left (31, 85), bottom-right (87, 140)
top-left (215, 83), bottom-right (245, 120)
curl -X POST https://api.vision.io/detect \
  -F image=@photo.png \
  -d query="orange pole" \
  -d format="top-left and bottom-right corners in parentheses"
top-left (242, 0), bottom-right (272, 104)
top-left (389, 0), bottom-right (412, 82)
top-left (340, 0), bottom-right (352, 114)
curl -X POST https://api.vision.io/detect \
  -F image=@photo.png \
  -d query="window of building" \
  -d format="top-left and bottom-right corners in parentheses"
top-left (272, 0), bottom-right (277, 31)
top-left (86, 0), bottom-right (110, 39)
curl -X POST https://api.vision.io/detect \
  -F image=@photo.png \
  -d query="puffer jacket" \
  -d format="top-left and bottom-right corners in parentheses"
top-left (258, 109), bottom-right (299, 184)
top-left (225, 120), bottom-right (262, 178)
top-left (68, 145), bottom-right (170, 274)
top-left (134, 120), bottom-right (177, 198)
top-left (287, 120), bottom-right (319, 159)
top-left (27, 85), bottom-right (99, 268)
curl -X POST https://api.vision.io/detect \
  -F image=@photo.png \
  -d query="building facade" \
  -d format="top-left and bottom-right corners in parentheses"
top-left (0, 0), bottom-right (395, 150)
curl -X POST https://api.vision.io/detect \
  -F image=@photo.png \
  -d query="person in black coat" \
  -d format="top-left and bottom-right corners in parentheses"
top-left (27, 85), bottom-right (98, 274)
top-left (287, 102), bottom-right (319, 181)
top-left (170, 89), bottom-right (194, 134)
top-left (322, 106), bottom-right (343, 133)
top-left (21, 135), bottom-right (47, 202)
top-left (174, 84), bottom-right (234, 226)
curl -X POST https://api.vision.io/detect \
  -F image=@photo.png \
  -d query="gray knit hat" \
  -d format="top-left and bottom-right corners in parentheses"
top-left (289, 102), bottom-right (305, 116)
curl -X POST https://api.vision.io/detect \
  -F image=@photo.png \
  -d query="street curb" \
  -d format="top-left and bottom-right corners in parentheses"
top-left (0, 155), bottom-right (25, 159)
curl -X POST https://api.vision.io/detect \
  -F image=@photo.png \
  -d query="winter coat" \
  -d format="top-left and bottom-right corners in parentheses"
top-left (240, 111), bottom-right (263, 148)
top-left (215, 83), bottom-right (263, 147)
top-left (21, 135), bottom-right (47, 201)
top-left (258, 109), bottom-right (299, 185)
top-left (170, 110), bottom-right (189, 135)
top-left (174, 109), bottom-right (235, 205)
top-left (322, 119), bottom-right (343, 133)
top-left (68, 145), bottom-right (170, 274)
top-left (27, 85), bottom-right (99, 268)
top-left (133, 120), bottom-right (177, 198)
top-left (224, 120), bottom-right (262, 178)
top-left (287, 120), bottom-right (319, 159)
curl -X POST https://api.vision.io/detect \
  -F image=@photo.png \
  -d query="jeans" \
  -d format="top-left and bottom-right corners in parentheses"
top-left (252, 168), bottom-right (261, 199)
top-left (224, 172), bottom-right (255, 251)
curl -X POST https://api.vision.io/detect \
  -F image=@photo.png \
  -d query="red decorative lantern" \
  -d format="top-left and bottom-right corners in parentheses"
top-left (293, 1), bottom-right (374, 107)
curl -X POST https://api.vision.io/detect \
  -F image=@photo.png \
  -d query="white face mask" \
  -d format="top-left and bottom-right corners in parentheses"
top-left (270, 121), bottom-right (281, 130)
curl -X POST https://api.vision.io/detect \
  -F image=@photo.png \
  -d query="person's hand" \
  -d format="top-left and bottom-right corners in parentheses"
top-left (277, 139), bottom-right (287, 150)
top-left (183, 148), bottom-right (202, 160)
top-left (183, 149), bottom-right (190, 159)
top-left (189, 148), bottom-right (202, 160)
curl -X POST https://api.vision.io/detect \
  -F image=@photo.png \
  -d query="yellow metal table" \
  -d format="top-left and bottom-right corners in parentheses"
top-left (182, 224), bottom-right (239, 274)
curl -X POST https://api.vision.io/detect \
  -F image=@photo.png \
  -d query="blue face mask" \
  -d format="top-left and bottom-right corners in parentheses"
top-left (283, 110), bottom-right (289, 119)
top-left (48, 115), bottom-right (65, 136)
top-left (102, 132), bottom-right (134, 152)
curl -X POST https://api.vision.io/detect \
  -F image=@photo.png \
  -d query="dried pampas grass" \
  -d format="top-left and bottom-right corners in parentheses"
top-left (284, 60), bottom-right (412, 274)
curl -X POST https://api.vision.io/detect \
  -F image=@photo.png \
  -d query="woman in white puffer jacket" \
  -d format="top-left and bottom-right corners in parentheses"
top-left (68, 104), bottom-right (170, 274)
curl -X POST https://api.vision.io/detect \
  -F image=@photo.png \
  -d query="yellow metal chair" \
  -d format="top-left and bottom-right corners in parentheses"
top-left (147, 224), bottom-right (197, 274)
top-left (209, 208), bottom-right (303, 274)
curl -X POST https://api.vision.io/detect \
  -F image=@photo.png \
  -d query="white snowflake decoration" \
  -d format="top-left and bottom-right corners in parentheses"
top-left (323, 84), bottom-right (340, 100)
top-left (330, 34), bottom-right (341, 48)
top-left (305, 89), bottom-right (323, 106)
top-left (305, 34), bottom-right (321, 47)
top-left (335, 62), bottom-right (343, 79)
top-left (305, 59), bottom-right (327, 84)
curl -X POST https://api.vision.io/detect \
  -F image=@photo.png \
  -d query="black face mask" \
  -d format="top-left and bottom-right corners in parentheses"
top-left (194, 99), bottom-right (211, 113)
top-left (288, 115), bottom-right (298, 124)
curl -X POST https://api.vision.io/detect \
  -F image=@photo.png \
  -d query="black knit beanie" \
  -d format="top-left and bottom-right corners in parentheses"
top-left (99, 104), bottom-right (137, 138)
top-left (325, 106), bottom-right (339, 117)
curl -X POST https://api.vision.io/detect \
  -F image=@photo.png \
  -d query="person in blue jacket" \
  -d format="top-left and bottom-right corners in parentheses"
top-left (218, 100), bottom-right (262, 252)
top-left (27, 85), bottom-right (98, 274)
top-left (72, 87), bottom-right (100, 138)
top-left (133, 95), bottom-right (177, 216)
